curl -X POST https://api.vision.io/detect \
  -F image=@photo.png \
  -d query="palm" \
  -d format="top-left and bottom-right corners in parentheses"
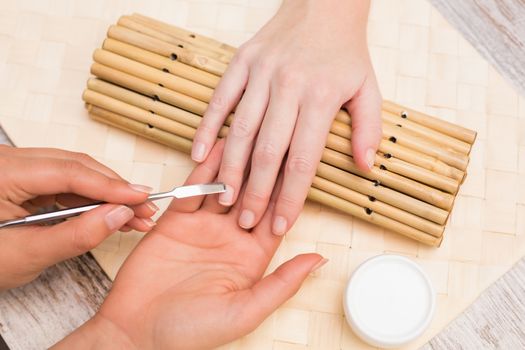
top-left (100, 204), bottom-right (278, 349)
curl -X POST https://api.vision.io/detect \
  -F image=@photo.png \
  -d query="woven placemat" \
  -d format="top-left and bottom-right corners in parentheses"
top-left (0, 1), bottom-right (523, 349)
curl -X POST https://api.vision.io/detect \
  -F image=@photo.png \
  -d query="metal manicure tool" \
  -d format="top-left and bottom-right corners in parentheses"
top-left (0, 183), bottom-right (226, 229)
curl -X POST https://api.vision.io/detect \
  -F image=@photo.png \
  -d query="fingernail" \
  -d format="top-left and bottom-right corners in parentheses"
top-left (310, 258), bottom-right (329, 273)
top-left (366, 148), bottom-right (375, 170)
top-left (219, 185), bottom-right (234, 206)
top-left (239, 209), bottom-right (255, 228)
top-left (191, 142), bottom-right (206, 162)
top-left (145, 201), bottom-right (159, 212)
top-left (142, 218), bottom-right (157, 228)
top-left (129, 184), bottom-right (153, 193)
top-left (272, 216), bottom-right (287, 236)
top-left (105, 206), bottom-right (134, 231)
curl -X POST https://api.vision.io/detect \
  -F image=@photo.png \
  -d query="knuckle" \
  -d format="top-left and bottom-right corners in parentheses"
top-left (308, 84), bottom-right (332, 102)
top-left (230, 116), bottom-right (253, 138)
top-left (208, 94), bottom-right (230, 114)
top-left (233, 45), bottom-right (253, 66)
top-left (252, 142), bottom-right (279, 166)
top-left (287, 154), bottom-right (316, 175)
top-left (221, 162), bottom-right (246, 178)
top-left (276, 67), bottom-right (302, 89)
top-left (196, 121), bottom-right (217, 139)
top-left (72, 226), bottom-right (98, 253)
top-left (278, 193), bottom-right (303, 209)
top-left (71, 151), bottom-right (95, 164)
top-left (61, 159), bottom-right (84, 176)
top-left (253, 57), bottom-right (273, 73)
top-left (244, 189), bottom-right (271, 203)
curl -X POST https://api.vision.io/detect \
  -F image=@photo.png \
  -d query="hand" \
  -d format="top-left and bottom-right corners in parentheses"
top-left (54, 140), bottom-right (326, 350)
top-left (191, 0), bottom-right (382, 235)
top-left (0, 146), bottom-right (158, 290)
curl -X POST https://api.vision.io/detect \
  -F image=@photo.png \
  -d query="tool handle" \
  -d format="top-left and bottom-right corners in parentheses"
top-left (24, 203), bottom-right (103, 226)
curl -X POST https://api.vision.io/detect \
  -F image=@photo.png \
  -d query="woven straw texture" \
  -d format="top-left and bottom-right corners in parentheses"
top-left (0, 1), bottom-right (523, 349)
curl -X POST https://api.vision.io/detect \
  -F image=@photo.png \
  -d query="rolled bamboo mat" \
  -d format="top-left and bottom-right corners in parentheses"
top-left (82, 14), bottom-right (477, 247)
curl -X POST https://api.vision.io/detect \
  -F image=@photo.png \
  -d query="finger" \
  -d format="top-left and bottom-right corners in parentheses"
top-left (0, 201), bottom-right (28, 220)
top-left (252, 167), bottom-right (285, 254)
top-left (120, 225), bottom-right (132, 232)
top-left (201, 193), bottom-right (229, 214)
top-left (217, 75), bottom-right (270, 207)
top-left (168, 139), bottom-right (225, 213)
top-left (233, 254), bottom-right (326, 335)
top-left (345, 73), bottom-right (382, 171)
top-left (191, 55), bottom-right (249, 163)
top-left (29, 204), bottom-right (135, 267)
top-left (272, 103), bottom-right (339, 235)
top-left (125, 216), bottom-right (156, 232)
top-left (0, 147), bottom-right (122, 180)
top-left (237, 88), bottom-right (298, 229)
top-left (7, 157), bottom-right (151, 205)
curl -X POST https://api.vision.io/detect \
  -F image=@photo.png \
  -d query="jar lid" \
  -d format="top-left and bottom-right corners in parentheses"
top-left (343, 254), bottom-right (435, 348)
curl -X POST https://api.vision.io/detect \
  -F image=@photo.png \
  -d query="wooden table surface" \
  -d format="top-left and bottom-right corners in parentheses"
top-left (0, 0), bottom-right (524, 348)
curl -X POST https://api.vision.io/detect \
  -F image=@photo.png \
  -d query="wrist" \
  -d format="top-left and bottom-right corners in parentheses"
top-left (51, 314), bottom-right (137, 350)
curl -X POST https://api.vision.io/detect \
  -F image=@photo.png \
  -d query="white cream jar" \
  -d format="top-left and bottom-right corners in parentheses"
top-left (343, 254), bottom-right (435, 348)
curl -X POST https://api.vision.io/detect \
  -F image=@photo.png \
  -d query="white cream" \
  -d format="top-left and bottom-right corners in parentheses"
top-left (343, 255), bottom-right (435, 348)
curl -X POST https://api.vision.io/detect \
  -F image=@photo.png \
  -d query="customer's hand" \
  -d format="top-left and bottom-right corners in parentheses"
top-left (54, 140), bottom-right (325, 350)
top-left (192, 0), bottom-right (382, 235)
top-left (0, 146), bottom-right (157, 290)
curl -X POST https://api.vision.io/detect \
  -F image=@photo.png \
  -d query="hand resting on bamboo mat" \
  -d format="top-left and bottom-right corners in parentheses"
top-left (192, 0), bottom-right (382, 235)
top-left (0, 145), bottom-right (156, 291)
top-left (52, 140), bottom-right (326, 350)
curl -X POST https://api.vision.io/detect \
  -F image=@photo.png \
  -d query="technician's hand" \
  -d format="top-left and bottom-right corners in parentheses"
top-left (192, 0), bottom-right (382, 235)
top-left (0, 146), bottom-right (157, 290)
top-left (54, 140), bottom-right (325, 350)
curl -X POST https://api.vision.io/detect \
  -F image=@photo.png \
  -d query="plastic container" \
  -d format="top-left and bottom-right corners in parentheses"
top-left (343, 254), bottom-right (435, 348)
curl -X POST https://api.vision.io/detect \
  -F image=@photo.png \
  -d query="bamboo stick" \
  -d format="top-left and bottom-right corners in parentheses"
top-left (312, 176), bottom-right (444, 237)
top-left (382, 100), bottom-right (477, 145)
top-left (308, 187), bottom-right (441, 246)
top-left (330, 119), bottom-right (465, 183)
top-left (381, 121), bottom-right (469, 170)
top-left (88, 106), bottom-right (193, 153)
top-left (382, 111), bottom-right (471, 155)
top-left (87, 77), bottom-right (459, 196)
top-left (87, 78), bottom-right (202, 127)
top-left (117, 16), bottom-right (233, 64)
top-left (93, 49), bottom-right (214, 103)
top-left (86, 78), bottom-right (230, 138)
top-left (325, 135), bottom-right (455, 210)
top-left (331, 116), bottom-right (468, 171)
top-left (316, 160), bottom-right (448, 224)
top-left (131, 13), bottom-right (237, 54)
top-left (83, 89), bottom-right (197, 140)
top-left (333, 111), bottom-right (469, 171)
top-left (88, 104), bottom-right (443, 245)
top-left (103, 38), bottom-right (220, 89)
top-left (107, 25), bottom-right (227, 76)
top-left (90, 63), bottom-right (208, 115)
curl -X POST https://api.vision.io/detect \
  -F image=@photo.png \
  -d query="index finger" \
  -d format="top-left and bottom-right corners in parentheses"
top-left (5, 157), bottom-right (151, 205)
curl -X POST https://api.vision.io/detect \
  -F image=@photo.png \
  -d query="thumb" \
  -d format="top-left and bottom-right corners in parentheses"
top-left (235, 254), bottom-right (327, 334)
top-left (345, 73), bottom-right (382, 171)
top-left (30, 204), bottom-right (134, 268)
